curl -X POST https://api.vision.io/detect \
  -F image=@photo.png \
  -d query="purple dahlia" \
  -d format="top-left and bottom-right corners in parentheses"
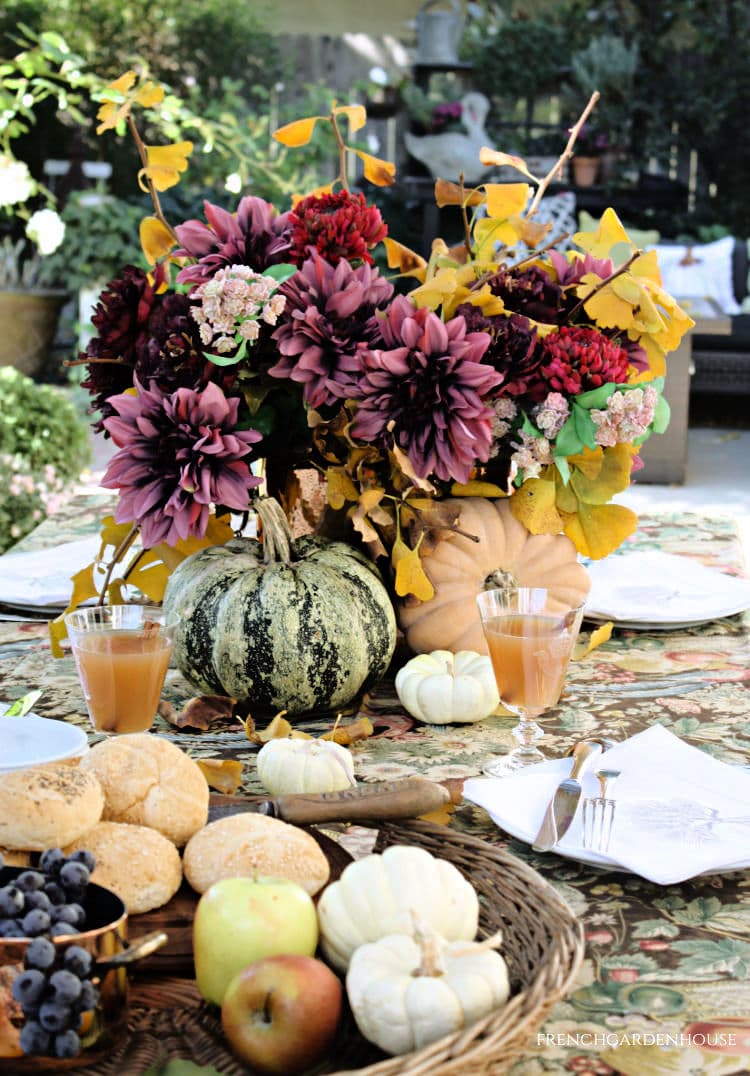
top-left (101, 379), bottom-right (262, 547)
top-left (268, 251), bottom-right (394, 409)
top-left (350, 296), bottom-right (501, 484)
top-left (174, 196), bottom-right (292, 286)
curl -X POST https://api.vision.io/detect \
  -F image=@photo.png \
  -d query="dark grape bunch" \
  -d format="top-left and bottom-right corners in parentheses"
top-left (0, 847), bottom-right (100, 1059)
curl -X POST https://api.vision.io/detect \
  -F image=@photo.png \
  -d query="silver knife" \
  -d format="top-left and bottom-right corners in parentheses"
top-left (532, 741), bottom-right (601, 852)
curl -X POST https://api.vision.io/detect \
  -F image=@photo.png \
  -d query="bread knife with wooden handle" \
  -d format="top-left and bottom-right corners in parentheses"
top-left (208, 777), bottom-right (451, 825)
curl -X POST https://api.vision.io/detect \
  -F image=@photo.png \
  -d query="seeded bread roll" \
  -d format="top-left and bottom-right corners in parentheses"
top-left (183, 813), bottom-right (330, 896)
top-left (81, 733), bottom-right (209, 846)
top-left (64, 821), bottom-right (182, 914)
top-left (0, 765), bottom-right (104, 851)
top-left (0, 847), bottom-right (31, 867)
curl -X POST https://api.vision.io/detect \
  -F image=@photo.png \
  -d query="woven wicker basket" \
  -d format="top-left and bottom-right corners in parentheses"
top-left (75, 819), bottom-right (584, 1076)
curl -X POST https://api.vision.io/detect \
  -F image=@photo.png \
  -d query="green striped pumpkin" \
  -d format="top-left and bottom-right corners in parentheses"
top-left (162, 498), bottom-right (397, 717)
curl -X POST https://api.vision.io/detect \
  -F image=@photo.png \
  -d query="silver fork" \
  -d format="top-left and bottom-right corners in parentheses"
top-left (582, 769), bottom-right (620, 853)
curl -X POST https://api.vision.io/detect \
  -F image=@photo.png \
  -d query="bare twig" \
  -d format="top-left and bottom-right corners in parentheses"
top-left (527, 91), bottom-right (600, 219)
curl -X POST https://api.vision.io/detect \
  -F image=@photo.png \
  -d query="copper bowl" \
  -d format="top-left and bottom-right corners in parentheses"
top-left (0, 866), bottom-right (166, 1070)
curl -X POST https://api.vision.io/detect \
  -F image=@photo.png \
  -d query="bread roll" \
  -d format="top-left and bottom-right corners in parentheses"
top-left (0, 847), bottom-right (31, 867)
top-left (0, 765), bottom-right (104, 851)
top-left (183, 813), bottom-right (330, 896)
top-left (64, 821), bottom-right (182, 914)
top-left (81, 733), bottom-right (209, 846)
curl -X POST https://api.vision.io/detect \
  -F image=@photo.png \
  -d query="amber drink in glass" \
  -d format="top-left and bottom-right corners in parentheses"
top-left (65, 605), bottom-right (177, 734)
top-left (476, 587), bottom-right (584, 776)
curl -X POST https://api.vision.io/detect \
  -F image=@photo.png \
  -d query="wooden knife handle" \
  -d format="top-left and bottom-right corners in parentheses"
top-left (275, 778), bottom-right (450, 824)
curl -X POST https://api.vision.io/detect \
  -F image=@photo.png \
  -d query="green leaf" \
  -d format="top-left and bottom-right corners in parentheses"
top-left (573, 402), bottom-right (598, 448)
top-left (631, 919), bottom-right (680, 939)
top-left (554, 455), bottom-right (571, 485)
top-left (203, 349), bottom-right (243, 368)
top-left (651, 393), bottom-right (671, 434)
top-left (669, 897), bottom-right (723, 924)
top-left (3, 690), bottom-right (42, 717)
top-left (576, 383), bottom-right (617, 409)
top-left (263, 262), bottom-right (296, 284)
top-left (553, 413), bottom-right (585, 457)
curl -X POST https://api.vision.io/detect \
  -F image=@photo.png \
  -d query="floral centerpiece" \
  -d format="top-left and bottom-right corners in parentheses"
top-left (52, 77), bottom-right (693, 655)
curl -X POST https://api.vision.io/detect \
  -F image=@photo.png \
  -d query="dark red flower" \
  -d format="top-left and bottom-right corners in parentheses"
top-left (534, 326), bottom-right (630, 395)
top-left (287, 190), bottom-right (387, 267)
top-left (455, 304), bottom-right (542, 399)
top-left (486, 263), bottom-right (563, 323)
top-left (350, 296), bottom-right (500, 484)
top-left (101, 379), bottom-right (262, 547)
top-left (268, 251), bottom-right (393, 409)
top-left (174, 196), bottom-right (291, 286)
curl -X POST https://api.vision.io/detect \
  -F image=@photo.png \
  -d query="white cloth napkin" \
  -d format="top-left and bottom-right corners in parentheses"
top-left (0, 536), bottom-right (101, 608)
top-left (464, 725), bottom-right (750, 884)
top-left (584, 550), bottom-right (750, 623)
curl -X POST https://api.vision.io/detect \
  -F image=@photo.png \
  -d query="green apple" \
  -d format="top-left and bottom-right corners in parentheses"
top-left (221, 954), bottom-right (343, 1075)
top-left (193, 876), bottom-right (319, 1005)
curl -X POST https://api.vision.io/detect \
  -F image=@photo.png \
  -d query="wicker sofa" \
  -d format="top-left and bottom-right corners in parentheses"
top-left (688, 238), bottom-right (750, 395)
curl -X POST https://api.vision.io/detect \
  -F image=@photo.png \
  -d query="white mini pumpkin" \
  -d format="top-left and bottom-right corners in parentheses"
top-left (346, 925), bottom-right (510, 1056)
top-left (256, 736), bottom-right (356, 796)
top-left (317, 844), bottom-right (479, 971)
top-left (395, 649), bottom-right (500, 724)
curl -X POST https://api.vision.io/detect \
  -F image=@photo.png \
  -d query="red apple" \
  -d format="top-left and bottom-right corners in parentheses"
top-left (221, 954), bottom-right (343, 1075)
top-left (193, 877), bottom-right (319, 1005)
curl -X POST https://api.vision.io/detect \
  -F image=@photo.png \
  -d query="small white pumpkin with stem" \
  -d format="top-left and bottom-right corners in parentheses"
top-left (346, 914), bottom-right (510, 1056)
top-left (256, 735), bottom-right (356, 796)
top-left (395, 649), bottom-right (500, 724)
top-left (317, 845), bottom-right (479, 972)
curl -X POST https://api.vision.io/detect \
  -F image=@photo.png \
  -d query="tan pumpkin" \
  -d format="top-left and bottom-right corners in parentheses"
top-left (398, 497), bottom-right (591, 655)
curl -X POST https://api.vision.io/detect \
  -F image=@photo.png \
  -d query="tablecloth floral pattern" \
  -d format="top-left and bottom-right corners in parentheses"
top-left (1, 496), bottom-right (749, 1076)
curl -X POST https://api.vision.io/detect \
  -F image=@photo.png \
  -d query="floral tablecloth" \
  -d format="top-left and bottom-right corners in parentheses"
top-left (1, 497), bottom-right (750, 1076)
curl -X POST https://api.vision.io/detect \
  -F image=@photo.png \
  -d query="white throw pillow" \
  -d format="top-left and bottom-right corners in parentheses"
top-left (653, 236), bottom-right (740, 317)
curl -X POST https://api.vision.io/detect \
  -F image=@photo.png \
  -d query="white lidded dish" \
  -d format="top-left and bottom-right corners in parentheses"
top-left (0, 708), bottom-right (88, 772)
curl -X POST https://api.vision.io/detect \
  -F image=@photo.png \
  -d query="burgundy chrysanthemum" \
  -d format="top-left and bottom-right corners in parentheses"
top-left (486, 263), bottom-right (563, 323)
top-left (137, 290), bottom-right (237, 395)
top-left (174, 196), bottom-right (291, 286)
top-left (454, 304), bottom-right (543, 399)
top-left (287, 190), bottom-right (387, 267)
top-left (101, 379), bottom-right (262, 547)
top-left (268, 251), bottom-right (394, 409)
top-left (350, 296), bottom-right (500, 484)
top-left (534, 326), bottom-right (630, 395)
top-left (79, 266), bottom-right (158, 429)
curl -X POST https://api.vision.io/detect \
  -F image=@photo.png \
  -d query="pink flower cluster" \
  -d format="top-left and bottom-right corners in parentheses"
top-left (190, 265), bottom-right (286, 354)
top-left (533, 392), bottom-right (570, 438)
top-left (591, 386), bottom-right (659, 447)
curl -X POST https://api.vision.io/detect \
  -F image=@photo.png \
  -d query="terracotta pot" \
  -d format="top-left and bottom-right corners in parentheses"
top-left (572, 156), bottom-right (600, 187)
top-left (0, 290), bottom-right (68, 380)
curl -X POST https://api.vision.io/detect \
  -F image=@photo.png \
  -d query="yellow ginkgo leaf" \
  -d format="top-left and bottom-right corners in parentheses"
top-left (564, 502), bottom-right (638, 559)
top-left (484, 182), bottom-right (530, 220)
top-left (326, 467), bottom-right (360, 509)
top-left (571, 443), bottom-right (636, 505)
top-left (479, 149), bottom-right (535, 179)
top-left (135, 82), bottom-right (165, 109)
top-left (383, 237), bottom-right (427, 280)
top-left (451, 480), bottom-right (508, 497)
top-left (196, 759), bottom-right (244, 793)
top-left (472, 216), bottom-right (522, 262)
top-left (273, 116), bottom-right (324, 147)
top-left (392, 536), bottom-right (434, 601)
top-left (333, 104), bottom-right (366, 134)
top-left (353, 149), bottom-right (396, 187)
top-left (48, 563), bottom-right (100, 657)
top-left (140, 216), bottom-right (175, 264)
top-left (573, 621), bottom-right (613, 660)
top-left (511, 215), bottom-right (552, 248)
top-left (139, 141), bottom-right (193, 193)
top-left (509, 475), bottom-right (563, 534)
top-left (96, 73), bottom-right (164, 134)
top-left (434, 179), bottom-right (486, 208)
top-left (573, 206), bottom-right (632, 259)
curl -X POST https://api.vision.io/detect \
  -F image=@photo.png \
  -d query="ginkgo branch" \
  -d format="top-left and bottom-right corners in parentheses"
top-left (96, 522), bottom-right (140, 606)
top-left (127, 114), bottom-right (180, 243)
top-left (567, 248), bottom-right (642, 321)
top-left (527, 91), bottom-right (600, 219)
top-left (329, 109), bottom-right (349, 191)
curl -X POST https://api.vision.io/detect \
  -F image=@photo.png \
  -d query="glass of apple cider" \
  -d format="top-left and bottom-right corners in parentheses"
top-left (476, 587), bottom-right (584, 777)
top-left (64, 605), bottom-right (178, 734)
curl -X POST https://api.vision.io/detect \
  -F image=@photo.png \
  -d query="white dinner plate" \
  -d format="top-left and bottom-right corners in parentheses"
top-left (0, 709), bottom-right (89, 773)
top-left (584, 551), bottom-right (750, 627)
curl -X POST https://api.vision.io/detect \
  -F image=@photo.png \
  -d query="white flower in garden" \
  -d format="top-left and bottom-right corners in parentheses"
top-left (25, 208), bottom-right (66, 256)
top-left (0, 155), bottom-right (36, 207)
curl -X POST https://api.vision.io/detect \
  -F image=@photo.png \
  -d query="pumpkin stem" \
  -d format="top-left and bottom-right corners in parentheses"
top-left (254, 497), bottom-right (296, 565)
top-left (483, 568), bottom-right (517, 591)
top-left (410, 910), bottom-right (445, 977)
top-left (450, 929), bottom-right (504, 957)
